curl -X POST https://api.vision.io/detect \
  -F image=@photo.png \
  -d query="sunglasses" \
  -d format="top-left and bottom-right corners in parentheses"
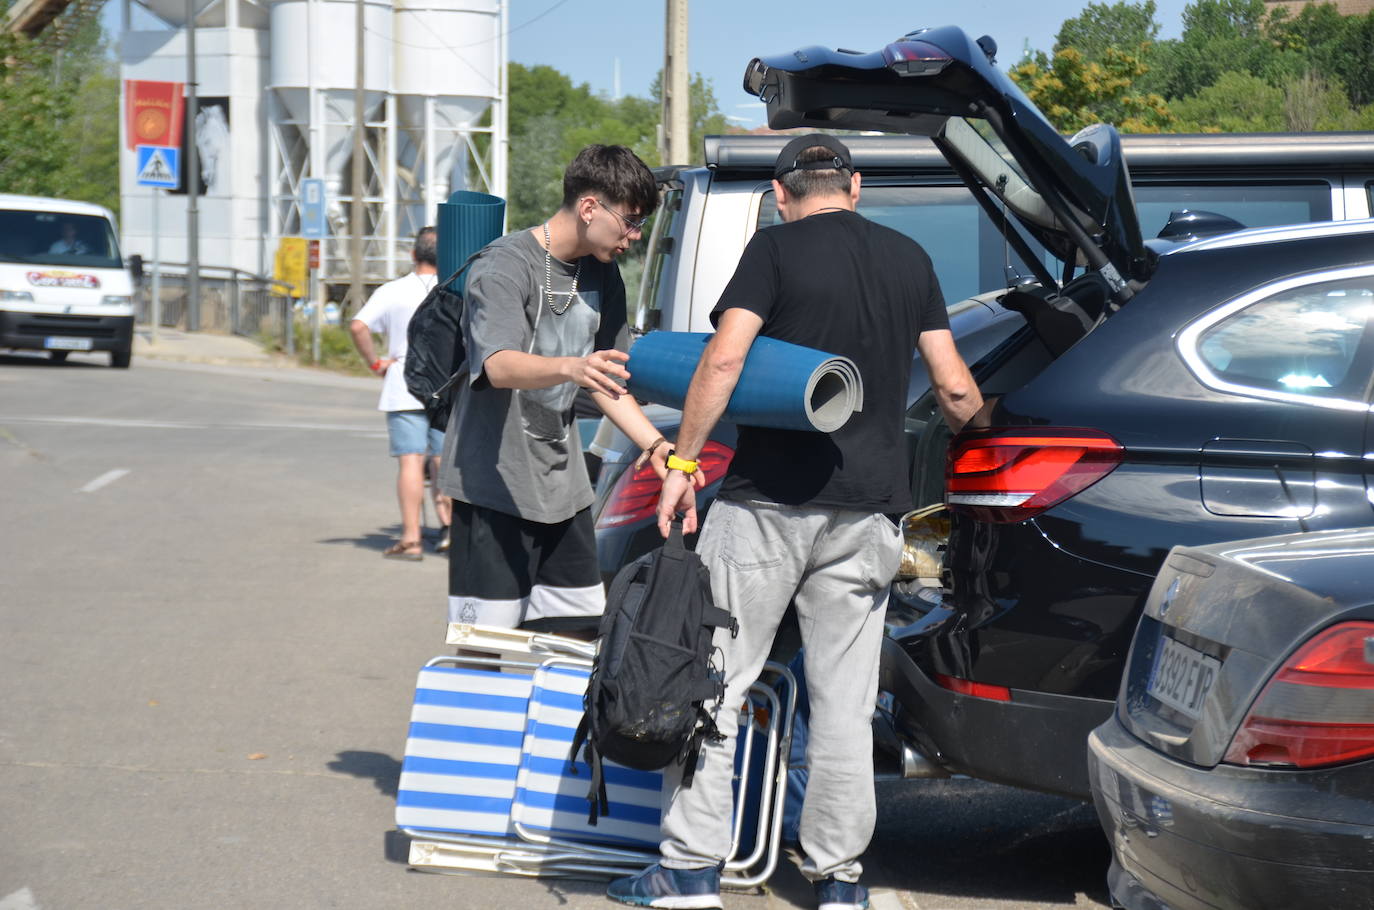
top-left (593, 198), bottom-right (650, 235)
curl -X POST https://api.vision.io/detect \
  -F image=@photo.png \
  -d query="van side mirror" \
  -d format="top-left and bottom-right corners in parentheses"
top-left (128, 254), bottom-right (145, 281)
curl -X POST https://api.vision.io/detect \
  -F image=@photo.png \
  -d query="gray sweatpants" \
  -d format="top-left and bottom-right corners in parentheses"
top-left (659, 498), bottom-right (904, 883)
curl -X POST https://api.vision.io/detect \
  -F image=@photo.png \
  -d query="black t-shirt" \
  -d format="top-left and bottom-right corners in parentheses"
top-left (710, 209), bottom-right (948, 513)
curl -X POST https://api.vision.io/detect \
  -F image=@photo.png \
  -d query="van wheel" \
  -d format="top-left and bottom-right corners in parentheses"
top-left (50, 351), bottom-right (69, 363)
top-left (111, 349), bottom-right (132, 369)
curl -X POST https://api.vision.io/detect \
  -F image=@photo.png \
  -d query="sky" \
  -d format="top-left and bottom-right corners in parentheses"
top-left (104, 1), bottom-right (1195, 130)
top-left (506, 0), bottom-right (1194, 129)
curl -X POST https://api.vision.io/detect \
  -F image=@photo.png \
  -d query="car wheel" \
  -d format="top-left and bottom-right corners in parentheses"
top-left (50, 350), bottom-right (69, 363)
top-left (111, 349), bottom-right (132, 369)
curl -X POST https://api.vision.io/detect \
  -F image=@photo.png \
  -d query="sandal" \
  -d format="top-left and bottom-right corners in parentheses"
top-left (383, 540), bottom-right (423, 561)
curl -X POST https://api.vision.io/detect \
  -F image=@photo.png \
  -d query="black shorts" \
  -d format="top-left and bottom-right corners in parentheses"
top-left (447, 500), bottom-right (603, 633)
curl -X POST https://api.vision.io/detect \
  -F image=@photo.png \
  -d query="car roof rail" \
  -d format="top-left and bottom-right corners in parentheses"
top-left (703, 134), bottom-right (948, 177)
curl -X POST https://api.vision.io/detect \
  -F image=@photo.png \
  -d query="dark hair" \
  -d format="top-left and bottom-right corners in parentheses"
top-left (778, 146), bottom-right (853, 200)
top-left (561, 145), bottom-right (658, 218)
top-left (413, 226), bottom-right (438, 266)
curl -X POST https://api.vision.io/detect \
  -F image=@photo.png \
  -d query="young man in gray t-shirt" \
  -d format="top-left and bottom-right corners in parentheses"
top-left (439, 145), bottom-right (691, 633)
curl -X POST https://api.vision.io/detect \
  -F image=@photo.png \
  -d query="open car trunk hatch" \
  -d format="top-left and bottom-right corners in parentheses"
top-left (743, 25), bottom-right (1149, 299)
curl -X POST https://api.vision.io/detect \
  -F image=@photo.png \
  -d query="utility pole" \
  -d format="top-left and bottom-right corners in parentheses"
top-left (349, 0), bottom-right (366, 324)
top-left (661, 0), bottom-right (689, 165)
top-left (186, 0), bottom-right (200, 331)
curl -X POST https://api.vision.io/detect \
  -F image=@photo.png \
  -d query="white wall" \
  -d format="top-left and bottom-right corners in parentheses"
top-left (119, 27), bottom-right (270, 277)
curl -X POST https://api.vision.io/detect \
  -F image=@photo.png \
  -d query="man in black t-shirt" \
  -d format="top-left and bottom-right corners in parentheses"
top-left (607, 135), bottom-right (982, 910)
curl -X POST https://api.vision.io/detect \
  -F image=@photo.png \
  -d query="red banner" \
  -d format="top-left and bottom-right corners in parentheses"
top-left (125, 80), bottom-right (185, 150)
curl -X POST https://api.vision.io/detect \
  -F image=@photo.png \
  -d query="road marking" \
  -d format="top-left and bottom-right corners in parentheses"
top-left (78, 469), bottom-right (131, 494)
top-left (0, 415), bottom-right (376, 433)
top-left (0, 888), bottom-right (40, 910)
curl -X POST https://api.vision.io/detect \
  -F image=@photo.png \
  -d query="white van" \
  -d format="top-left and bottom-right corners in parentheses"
top-left (0, 194), bottom-right (136, 368)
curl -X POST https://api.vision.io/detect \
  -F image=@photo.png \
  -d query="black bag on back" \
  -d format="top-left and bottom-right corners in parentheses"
top-left (571, 522), bottom-right (736, 823)
top-left (404, 257), bottom-right (479, 432)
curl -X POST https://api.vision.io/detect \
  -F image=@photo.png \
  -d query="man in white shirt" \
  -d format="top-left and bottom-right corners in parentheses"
top-left (349, 226), bottom-right (452, 560)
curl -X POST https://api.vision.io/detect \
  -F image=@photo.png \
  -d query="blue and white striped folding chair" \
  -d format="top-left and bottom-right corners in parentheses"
top-left (394, 664), bottom-right (534, 837)
top-left (397, 636), bottom-right (797, 886)
top-left (511, 661), bottom-right (664, 850)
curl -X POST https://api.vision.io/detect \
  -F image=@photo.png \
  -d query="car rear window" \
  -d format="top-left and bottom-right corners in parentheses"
top-left (1195, 274), bottom-right (1374, 402)
top-left (1133, 182), bottom-right (1333, 239)
top-left (758, 185), bottom-right (1023, 305)
top-left (758, 180), bottom-right (1334, 307)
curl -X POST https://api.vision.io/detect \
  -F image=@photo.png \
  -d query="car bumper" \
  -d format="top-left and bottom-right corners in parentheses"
top-left (879, 637), bottom-right (1112, 799)
top-left (0, 309), bottom-right (134, 353)
top-left (1089, 716), bottom-right (1374, 910)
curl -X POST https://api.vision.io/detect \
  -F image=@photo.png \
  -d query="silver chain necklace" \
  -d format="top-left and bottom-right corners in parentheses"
top-left (542, 222), bottom-right (581, 316)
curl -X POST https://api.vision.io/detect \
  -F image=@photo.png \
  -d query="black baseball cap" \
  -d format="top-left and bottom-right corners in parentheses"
top-left (773, 133), bottom-right (854, 179)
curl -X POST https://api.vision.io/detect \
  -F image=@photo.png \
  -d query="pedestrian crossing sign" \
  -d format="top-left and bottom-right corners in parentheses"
top-left (136, 145), bottom-right (180, 188)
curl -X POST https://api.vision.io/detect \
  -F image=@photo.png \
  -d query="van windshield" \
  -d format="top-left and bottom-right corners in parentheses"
top-left (0, 210), bottom-right (122, 269)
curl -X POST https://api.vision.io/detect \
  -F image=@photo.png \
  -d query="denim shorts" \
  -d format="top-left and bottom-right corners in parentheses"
top-left (386, 410), bottom-right (444, 456)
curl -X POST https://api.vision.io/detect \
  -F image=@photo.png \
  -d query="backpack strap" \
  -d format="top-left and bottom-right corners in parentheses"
top-left (569, 713), bottom-right (609, 825)
top-left (678, 706), bottom-right (726, 788)
top-left (664, 520), bottom-right (687, 555)
top-left (702, 605), bottom-right (737, 636)
top-left (568, 713), bottom-right (591, 775)
top-left (427, 252), bottom-right (485, 402)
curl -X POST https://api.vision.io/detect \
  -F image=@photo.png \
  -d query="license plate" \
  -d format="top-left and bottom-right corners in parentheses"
top-left (1147, 636), bottom-right (1221, 720)
top-left (44, 336), bottom-right (92, 351)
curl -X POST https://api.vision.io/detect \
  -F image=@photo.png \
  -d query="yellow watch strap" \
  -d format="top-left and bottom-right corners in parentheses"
top-left (666, 453), bottom-right (699, 475)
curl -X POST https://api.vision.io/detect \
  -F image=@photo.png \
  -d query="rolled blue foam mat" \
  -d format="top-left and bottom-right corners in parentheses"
top-left (626, 332), bottom-right (863, 433)
top-left (438, 190), bottom-right (505, 285)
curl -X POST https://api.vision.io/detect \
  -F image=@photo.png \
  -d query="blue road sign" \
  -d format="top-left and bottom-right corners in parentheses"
top-left (301, 178), bottom-right (327, 238)
top-left (136, 145), bottom-right (180, 188)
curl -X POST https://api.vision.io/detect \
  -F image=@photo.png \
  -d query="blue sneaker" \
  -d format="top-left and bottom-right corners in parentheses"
top-left (606, 862), bottom-right (722, 909)
top-left (815, 877), bottom-right (869, 910)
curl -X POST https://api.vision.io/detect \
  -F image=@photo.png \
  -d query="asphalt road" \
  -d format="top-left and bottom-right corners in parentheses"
top-left (0, 351), bottom-right (1112, 910)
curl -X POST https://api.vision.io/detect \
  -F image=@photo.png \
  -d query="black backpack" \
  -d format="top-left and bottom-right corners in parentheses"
top-left (570, 522), bottom-right (737, 823)
top-left (404, 256), bottom-right (480, 432)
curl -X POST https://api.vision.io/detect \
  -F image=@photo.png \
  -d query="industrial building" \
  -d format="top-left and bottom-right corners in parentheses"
top-left (108, 0), bottom-right (509, 298)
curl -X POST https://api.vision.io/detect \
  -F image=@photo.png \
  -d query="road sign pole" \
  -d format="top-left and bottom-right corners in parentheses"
top-left (151, 187), bottom-right (161, 344)
top-left (186, 0), bottom-right (200, 333)
top-left (285, 295), bottom-right (295, 356)
top-left (311, 266), bottom-right (321, 364)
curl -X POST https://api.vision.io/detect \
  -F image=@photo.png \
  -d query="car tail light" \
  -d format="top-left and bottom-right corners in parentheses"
top-left (934, 673), bottom-right (1012, 702)
top-left (1223, 621), bottom-right (1374, 769)
top-left (595, 441), bottom-right (734, 529)
top-left (882, 39), bottom-right (953, 77)
top-left (945, 429), bottom-right (1123, 523)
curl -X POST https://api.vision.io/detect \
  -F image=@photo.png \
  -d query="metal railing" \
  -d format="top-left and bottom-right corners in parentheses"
top-left (134, 263), bottom-right (297, 352)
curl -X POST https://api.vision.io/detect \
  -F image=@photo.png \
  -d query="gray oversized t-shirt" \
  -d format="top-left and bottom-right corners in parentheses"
top-left (439, 229), bottom-right (628, 523)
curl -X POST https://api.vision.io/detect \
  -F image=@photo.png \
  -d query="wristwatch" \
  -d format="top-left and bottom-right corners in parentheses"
top-left (665, 451), bottom-right (699, 475)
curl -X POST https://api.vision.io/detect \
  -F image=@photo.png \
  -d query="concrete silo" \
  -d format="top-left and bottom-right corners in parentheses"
top-left (393, 0), bottom-right (506, 259)
top-left (118, 0), bottom-right (505, 299)
top-left (267, 0), bottom-right (506, 293)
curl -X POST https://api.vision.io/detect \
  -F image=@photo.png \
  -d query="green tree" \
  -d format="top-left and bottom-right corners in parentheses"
top-left (0, 36), bottom-right (78, 199)
top-left (1009, 45), bottom-right (1175, 133)
top-left (1054, 1), bottom-right (1161, 61)
top-left (1150, 0), bottom-right (1299, 100)
top-left (649, 70), bottom-right (732, 164)
top-left (1268, 4), bottom-right (1374, 107)
top-left (505, 62), bottom-right (729, 230)
top-left (1170, 70), bottom-right (1283, 131)
top-left (0, 17), bottom-right (119, 213)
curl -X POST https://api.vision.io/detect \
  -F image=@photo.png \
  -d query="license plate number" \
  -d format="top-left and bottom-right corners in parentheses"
top-left (1147, 636), bottom-right (1221, 720)
top-left (44, 336), bottom-right (92, 351)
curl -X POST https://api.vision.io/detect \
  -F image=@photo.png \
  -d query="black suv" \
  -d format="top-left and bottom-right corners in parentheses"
top-left (744, 25), bottom-right (1374, 799)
